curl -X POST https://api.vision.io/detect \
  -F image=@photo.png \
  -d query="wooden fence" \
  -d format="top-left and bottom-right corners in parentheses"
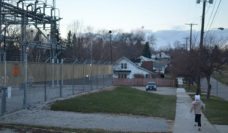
top-left (0, 61), bottom-right (112, 87)
top-left (113, 78), bottom-right (176, 87)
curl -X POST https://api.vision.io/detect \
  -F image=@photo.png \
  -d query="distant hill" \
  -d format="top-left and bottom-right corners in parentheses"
top-left (152, 29), bottom-right (228, 50)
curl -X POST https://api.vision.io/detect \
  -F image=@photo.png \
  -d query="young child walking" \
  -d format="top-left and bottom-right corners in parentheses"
top-left (190, 95), bottom-right (205, 131)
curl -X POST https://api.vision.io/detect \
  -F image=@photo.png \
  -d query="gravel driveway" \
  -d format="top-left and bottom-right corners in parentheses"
top-left (135, 87), bottom-right (177, 96)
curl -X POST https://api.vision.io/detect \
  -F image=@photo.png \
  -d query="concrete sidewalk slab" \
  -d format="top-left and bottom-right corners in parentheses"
top-left (173, 88), bottom-right (218, 133)
top-left (215, 125), bottom-right (228, 133)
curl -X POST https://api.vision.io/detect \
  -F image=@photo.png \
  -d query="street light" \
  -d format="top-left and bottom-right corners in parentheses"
top-left (218, 27), bottom-right (224, 31)
top-left (108, 30), bottom-right (112, 64)
top-left (197, 0), bottom-right (213, 4)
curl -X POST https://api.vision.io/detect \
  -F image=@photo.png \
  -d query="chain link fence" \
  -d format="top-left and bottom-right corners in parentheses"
top-left (0, 61), bottom-right (112, 115)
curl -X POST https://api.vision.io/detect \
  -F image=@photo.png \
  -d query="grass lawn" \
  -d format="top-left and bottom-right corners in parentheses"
top-left (51, 86), bottom-right (176, 120)
top-left (189, 94), bottom-right (228, 125)
top-left (213, 73), bottom-right (228, 85)
top-left (184, 84), bottom-right (197, 93)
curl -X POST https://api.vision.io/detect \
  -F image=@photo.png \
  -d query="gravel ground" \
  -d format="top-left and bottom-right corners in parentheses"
top-left (0, 110), bottom-right (171, 133)
top-left (0, 128), bottom-right (17, 133)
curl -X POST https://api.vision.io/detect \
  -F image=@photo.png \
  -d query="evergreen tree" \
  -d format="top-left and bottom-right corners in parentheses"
top-left (72, 33), bottom-right (77, 46)
top-left (142, 42), bottom-right (151, 58)
top-left (67, 31), bottom-right (72, 47)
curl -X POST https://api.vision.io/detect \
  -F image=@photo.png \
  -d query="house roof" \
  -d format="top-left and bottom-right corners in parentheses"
top-left (153, 60), bottom-right (169, 69)
top-left (141, 61), bottom-right (153, 72)
top-left (139, 56), bottom-right (155, 62)
top-left (114, 57), bottom-right (153, 74)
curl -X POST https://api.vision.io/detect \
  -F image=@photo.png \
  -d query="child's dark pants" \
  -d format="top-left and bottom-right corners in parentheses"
top-left (195, 114), bottom-right (201, 127)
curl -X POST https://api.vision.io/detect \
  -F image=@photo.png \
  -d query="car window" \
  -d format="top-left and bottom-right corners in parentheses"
top-left (148, 83), bottom-right (155, 85)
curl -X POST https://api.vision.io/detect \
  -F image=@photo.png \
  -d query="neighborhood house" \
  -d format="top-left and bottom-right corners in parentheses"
top-left (113, 57), bottom-right (153, 79)
top-left (113, 52), bottom-right (171, 79)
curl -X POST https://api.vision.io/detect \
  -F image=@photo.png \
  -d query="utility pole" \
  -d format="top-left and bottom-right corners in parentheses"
top-left (0, 0), bottom-right (2, 63)
top-left (186, 23), bottom-right (197, 50)
top-left (196, 0), bottom-right (214, 95)
top-left (197, 0), bottom-right (213, 48)
top-left (109, 30), bottom-right (112, 64)
top-left (0, 0), bottom-right (2, 35)
top-left (199, 0), bottom-right (206, 49)
top-left (184, 37), bottom-right (189, 50)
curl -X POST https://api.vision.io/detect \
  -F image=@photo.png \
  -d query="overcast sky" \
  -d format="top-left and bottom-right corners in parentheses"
top-left (56, 0), bottom-right (228, 38)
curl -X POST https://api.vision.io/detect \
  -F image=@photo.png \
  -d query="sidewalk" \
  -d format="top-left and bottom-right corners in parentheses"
top-left (173, 88), bottom-right (218, 133)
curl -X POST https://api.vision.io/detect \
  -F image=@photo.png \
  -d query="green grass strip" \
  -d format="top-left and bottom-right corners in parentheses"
top-left (51, 86), bottom-right (176, 120)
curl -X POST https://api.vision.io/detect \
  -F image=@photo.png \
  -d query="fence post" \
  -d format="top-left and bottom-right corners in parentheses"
top-left (23, 47), bottom-right (28, 108)
top-left (96, 66), bottom-right (98, 90)
top-left (97, 75), bottom-right (99, 90)
top-left (44, 63), bottom-right (47, 101)
top-left (90, 64), bottom-right (93, 91)
top-left (56, 59), bottom-right (59, 87)
top-left (102, 74), bottom-right (105, 88)
top-left (60, 59), bottom-right (63, 97)
top-left (72, 62), bottom-right (75, 95)
top-left (1, 87), bottom-right (7, 115)
top-left (52, 59), bottom-right (55, 89)
top-left (82, 64), bottom-right (86, 92)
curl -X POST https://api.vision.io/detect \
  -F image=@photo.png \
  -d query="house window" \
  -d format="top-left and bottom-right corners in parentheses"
top-left (118, 74), bottom-right (127, 79)
top-left (124, 63), bottom-right (127, 69)
top-left (121, 63), bottom-right (124, 69)
top-left (145, 74), bottom-right (149, 78)
top-left (121, 63), bottom-right (127, 69)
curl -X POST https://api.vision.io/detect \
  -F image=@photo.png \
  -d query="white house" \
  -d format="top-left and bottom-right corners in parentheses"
top-left (151, 52), bottom-right (170, 74)
top-left (113, 57), bottom-right (153, 79)
top-left (151, 52), bottom-right (170, 60)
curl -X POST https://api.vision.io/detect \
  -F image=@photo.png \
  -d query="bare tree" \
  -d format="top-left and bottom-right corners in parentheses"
top-left (201, 47), bottom-right (227, 99)
top-left (62, 26), bottom-right (156, 63)
top-left (170, 35), bottom-right (228, 99)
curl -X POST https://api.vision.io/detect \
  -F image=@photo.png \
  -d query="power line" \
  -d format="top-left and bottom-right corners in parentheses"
top-left (205, 0), bottom-right (218, 32)
top-left (205, 0), bottom-right (222, 38)
top-left (208, 0), bottom-right (222, 30)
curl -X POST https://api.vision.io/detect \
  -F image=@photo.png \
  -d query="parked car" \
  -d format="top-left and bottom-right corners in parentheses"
top-left (145, 82), bottom-right (157, 91)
